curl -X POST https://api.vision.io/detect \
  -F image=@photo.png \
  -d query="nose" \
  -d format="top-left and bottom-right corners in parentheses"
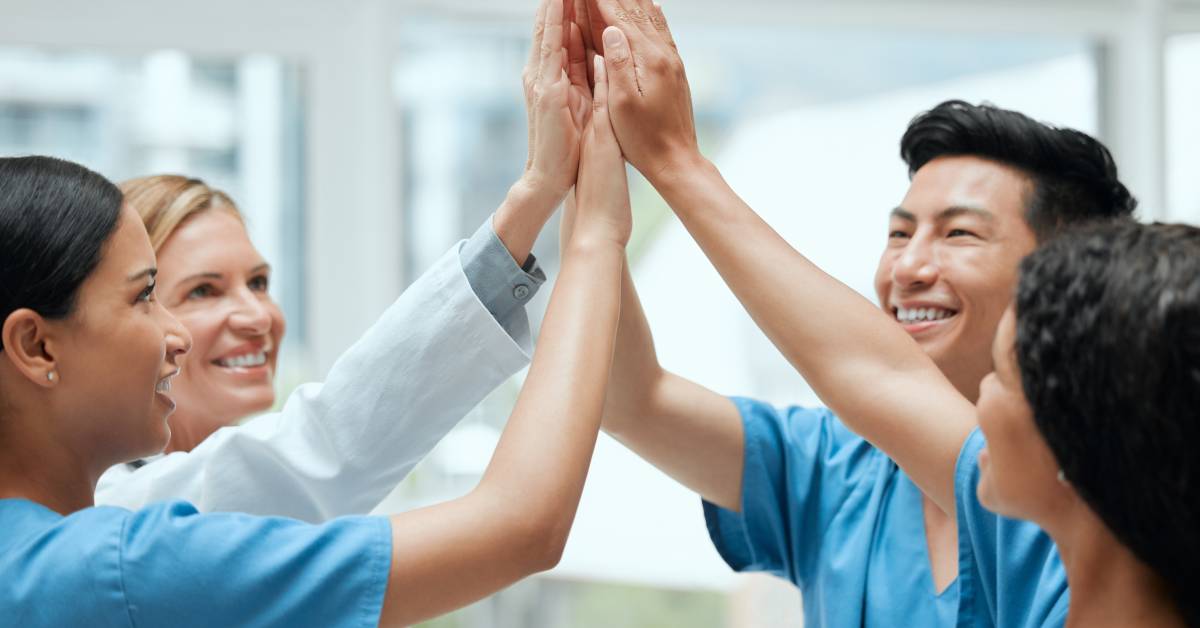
top-left (160, 304), bottom-right (192, 363)
top-left (892, 232), bottom-right (939, 289)
top-left (228, 289), bottom-right (273, 336)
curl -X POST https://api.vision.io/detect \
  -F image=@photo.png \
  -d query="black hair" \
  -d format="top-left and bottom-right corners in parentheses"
top-left (0, 156), bottom-right (124, 351)
top-left (1016, 220), bottom-right (1200, 624)
top-left (901, 100), bottom-right (1137, 241)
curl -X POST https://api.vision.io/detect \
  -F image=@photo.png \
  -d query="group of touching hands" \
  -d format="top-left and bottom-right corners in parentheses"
top-left (503, 0), bottom-right (704, 253)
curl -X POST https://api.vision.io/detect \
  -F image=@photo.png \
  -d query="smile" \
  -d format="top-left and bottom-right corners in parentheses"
top-left (213, 352), bottom-right (268, 368)
top-left (893, 306), bottom-right (957, 324)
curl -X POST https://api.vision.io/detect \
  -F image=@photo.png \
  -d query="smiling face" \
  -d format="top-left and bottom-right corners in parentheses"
top-left (974, 307), bottom-right (1066, 524)
top-left (47, 206), bottom-right (192, 466)
top-left (874, 155), bottom-right (1038, 401)
top-left (153, 208), bottom-right (285, 451)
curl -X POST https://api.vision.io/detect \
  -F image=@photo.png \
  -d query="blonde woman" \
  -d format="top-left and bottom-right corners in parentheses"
top-left (96, 0), bottom-right (594, 521)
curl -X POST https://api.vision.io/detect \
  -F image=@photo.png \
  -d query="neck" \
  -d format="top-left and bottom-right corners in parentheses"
top-left (0, 432), bottom-right (97, 515)
top-left (946, 362), bottom-right (984, 404)
top-left (1050, 508), bottom-right (1183, 628)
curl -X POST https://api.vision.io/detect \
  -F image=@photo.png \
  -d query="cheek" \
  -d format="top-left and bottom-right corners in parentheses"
top-left (873, 251), bottom-right (895, 301)
top-left (268, 301), bottom-right (286, 344)
top-left (173, 308), bottom-right (225, 361)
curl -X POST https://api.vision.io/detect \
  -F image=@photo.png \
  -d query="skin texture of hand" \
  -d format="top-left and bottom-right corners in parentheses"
top-left (585, 0), bottom-right (702, 185)
top-left (494, 0), bottom-right (592, 266)
top-left (572, 56), bottom-right (632, 248)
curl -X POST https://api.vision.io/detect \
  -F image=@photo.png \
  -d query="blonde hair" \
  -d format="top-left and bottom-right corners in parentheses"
top-left (119, 175), bottom-right (243, 252)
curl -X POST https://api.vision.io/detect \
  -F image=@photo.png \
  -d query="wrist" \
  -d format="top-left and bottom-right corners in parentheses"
top-left (494, 178), bottom-right (562, 266)
top-left (645, 148), bottom-right (714, 194)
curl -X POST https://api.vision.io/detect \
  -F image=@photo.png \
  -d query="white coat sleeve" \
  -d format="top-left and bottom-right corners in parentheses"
top-left (94, 241), bottom-right (532, 521)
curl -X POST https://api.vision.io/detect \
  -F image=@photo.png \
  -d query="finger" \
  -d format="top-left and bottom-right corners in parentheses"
top-left (572, 0), bottom-right (595, 52)
top-left (560, 0), bottom-right (572, 49)
top-left (602, 26), bottom-right (642, 98)
top-left (652, 3), bottom-right (676, 51)
top-left (538, 0), bottom-right (567, 86)
top-left (593, 0), bottom-right (653, 49)
top-left (527, 0), bottom-right (550, 78)
top-left (591, 55), bottom-right (611, 131)
top-left (585, 0), bottom-right (609, 55)
top-left (614, 0), bottom-right (662, 42)
top-left (566, 22), bottom-right (590, 93)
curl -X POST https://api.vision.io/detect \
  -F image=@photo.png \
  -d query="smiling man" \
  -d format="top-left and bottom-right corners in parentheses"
top-left (594, 62), bottom-right (1135, 628)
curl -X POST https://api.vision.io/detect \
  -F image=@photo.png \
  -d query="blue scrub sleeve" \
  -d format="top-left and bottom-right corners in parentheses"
top-left (954, 429), bottom-right (1069, 628)
top-left (703, 397), bottom-right (883, 587)
top-left (117, 501), bottom-right (391, 628)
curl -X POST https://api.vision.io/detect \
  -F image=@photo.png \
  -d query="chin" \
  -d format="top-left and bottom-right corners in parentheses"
top-left (231, 389), bottom-right (276, 419)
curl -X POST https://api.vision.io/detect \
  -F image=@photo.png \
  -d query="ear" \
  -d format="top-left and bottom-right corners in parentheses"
top-left (1, 309), bottom-right (59, 388)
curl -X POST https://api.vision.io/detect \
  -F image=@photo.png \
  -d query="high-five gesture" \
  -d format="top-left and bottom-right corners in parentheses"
top-left (495, 0), bottom-right (593, 266)
top-left (522, 0), bottom-right (592, 201)
top-left (586, 0), bottom-right (701, 186)
top-left (571, 56), bottom-right (632, 248)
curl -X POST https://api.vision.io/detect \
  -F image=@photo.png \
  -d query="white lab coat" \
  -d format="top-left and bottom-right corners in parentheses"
top-left (95, 242), bottom-right (532, 522)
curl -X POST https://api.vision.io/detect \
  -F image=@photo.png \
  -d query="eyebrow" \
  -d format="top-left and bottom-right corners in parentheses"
top-left (177, 263), bottom-right (271, 285)
top-left (890, 205), bottom-right (995, 222)
top-left (127, 268), bottom-right (158, 282)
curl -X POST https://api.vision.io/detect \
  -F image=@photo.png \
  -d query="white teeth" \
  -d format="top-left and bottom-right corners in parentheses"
top-left (156, 379), bottom-right (171, 393)
top-left (896, 306), bottom-right (956, 324)
top-left (217, 352), bottom-right (268, 368)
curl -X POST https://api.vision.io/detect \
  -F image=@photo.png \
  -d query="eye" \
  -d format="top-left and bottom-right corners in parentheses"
top-left (187, 284), bottom-right (217, 300)
top-left (888, 229), bottom-right (910, 239)
top-left (248, 275), bottom-right (270, 292)
top-left (137, 280), bottom-right (156, 304)
top-left (948, 228), bottom-right (978, 238)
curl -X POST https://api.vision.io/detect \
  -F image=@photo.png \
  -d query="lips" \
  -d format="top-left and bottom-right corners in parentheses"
top-left (211, 342), bottom-right (273, 370)
top-left (214, 351), bottom-right (268, 368)
top-left (893, 305), bottom-right (958, 324)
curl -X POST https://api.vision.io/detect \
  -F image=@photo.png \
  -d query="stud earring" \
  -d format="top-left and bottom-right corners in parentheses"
top-left (1056, 469), bottom-right (1069, 486)
top-left (47, 371), bottom-right (57, 382)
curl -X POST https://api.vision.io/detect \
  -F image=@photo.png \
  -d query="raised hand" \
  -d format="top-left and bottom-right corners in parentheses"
top-left (587, 0), bottom-right (701, 186)
top-left (521, 0), bottom-right (591, 202)
top-left (495, 0), bottom-right (593, 266)
top-left (571, 56), bottom-right (632, 248)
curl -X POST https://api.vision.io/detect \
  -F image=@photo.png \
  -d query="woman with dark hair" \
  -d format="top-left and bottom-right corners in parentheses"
top-left (0, 46), bottom-right (632, 628)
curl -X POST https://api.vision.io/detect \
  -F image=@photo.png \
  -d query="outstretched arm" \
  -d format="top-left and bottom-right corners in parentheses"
top-left (560, 195), bottom-right (745, 511)
top-left (378, 41), bottom-right (631, 626)
top-left (588, 0), bottom-right (976, 516)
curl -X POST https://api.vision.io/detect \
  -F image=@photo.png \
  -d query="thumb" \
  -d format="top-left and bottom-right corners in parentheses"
top-left (591, 55), bottom-right (610, 125)
top-left (601, 26), bottom-right (639, 98)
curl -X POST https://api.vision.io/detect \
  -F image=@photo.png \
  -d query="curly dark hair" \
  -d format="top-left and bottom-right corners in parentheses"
top-left (1015, 220), bottom-right (1200, 623)
top-left (901, 100), bottom-right (1137, 241)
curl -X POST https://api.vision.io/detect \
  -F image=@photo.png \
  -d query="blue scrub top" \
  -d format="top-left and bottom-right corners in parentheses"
top-left (704, 398), bottom-right (1072, 628)
top-left (955, 428), bottom-right (1069, 628)
top-left (0, 499), bottom-right (391, 628)
top-left (704, 397), bottom-right (959, 627)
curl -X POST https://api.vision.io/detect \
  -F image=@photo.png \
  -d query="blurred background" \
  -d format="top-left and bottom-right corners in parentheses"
top-left (2, 0), bottom-right (1197, 625)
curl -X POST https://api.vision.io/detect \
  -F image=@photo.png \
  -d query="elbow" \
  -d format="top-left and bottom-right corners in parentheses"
top-left (524, 510), bottom-right (572, 572)
top-left (602, 369), bottom-right (666, 439)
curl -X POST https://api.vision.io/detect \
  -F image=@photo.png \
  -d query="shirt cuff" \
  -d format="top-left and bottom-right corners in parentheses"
top-left (460, 214), bottom-right (548, 332)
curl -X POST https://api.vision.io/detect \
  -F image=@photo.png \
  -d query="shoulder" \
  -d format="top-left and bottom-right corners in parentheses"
top-left (732, 396), bottom-right (881, 460)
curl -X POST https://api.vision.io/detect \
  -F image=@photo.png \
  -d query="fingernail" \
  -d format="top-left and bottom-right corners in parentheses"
top-left (603, 26), bottom-right (623, 50)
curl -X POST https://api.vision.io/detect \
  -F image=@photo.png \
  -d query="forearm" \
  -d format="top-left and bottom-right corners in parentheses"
top-left (478, 235), bottom-right (622, 528)
top-left (560, 195), bottom-right (745, 508)
top-left (604, 264), bottom-right (745, 510)
top-left (651, 158), bottom-right (975, 515)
